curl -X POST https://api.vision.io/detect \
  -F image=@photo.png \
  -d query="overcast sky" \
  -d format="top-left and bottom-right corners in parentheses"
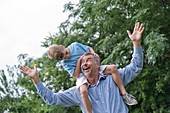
top-left (0, 0), bottom-right (78, 70)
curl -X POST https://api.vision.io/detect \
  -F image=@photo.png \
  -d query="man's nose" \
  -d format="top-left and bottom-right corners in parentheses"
top-left (84, 63), bottom-right (88, 66)
top-left (82, 61), bottom-right (88, 66)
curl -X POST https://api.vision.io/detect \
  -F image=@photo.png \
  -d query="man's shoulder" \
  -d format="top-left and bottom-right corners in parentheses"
top-left (68, 86), bottom-right (77, 91)
top-left (62, 86), bottom-right (80, 96)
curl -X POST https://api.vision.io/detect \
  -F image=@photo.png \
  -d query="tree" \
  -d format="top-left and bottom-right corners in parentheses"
top-left (1, 0), bottom-right (170, 112)
top-left (42, 0), bottom-right (170, 112)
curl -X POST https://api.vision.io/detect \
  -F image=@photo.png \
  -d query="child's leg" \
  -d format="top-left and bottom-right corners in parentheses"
top-left (103, 65), bottom-right (138, 105)
top-left (111, 71), bottom-right (126, 96)
top-left (103, 65), bottom-right (126, 96)
top-left (112, 71), bottom-right (138, 105)
top-left (79, 83), bottom-right (92, 113)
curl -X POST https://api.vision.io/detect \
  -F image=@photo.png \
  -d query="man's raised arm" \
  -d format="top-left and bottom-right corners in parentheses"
top-left (118, 22), bottom-right (144, 86)
top-left (20, 65), bottom-right (80, 107)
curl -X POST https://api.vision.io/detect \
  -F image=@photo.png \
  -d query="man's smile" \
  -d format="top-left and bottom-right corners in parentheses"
top-left (83, 66), bottom-right (91, 73)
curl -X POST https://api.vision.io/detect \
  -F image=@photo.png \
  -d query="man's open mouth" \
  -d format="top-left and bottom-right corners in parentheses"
top-left (83, 67), bottom-right (90, 72)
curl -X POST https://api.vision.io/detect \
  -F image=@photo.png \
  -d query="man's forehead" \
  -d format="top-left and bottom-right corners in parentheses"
top-left (82, 55), bottom-right (94, 60)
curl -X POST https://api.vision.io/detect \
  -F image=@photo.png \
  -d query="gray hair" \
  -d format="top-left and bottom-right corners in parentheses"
top-left (83, 52), bottom-right (100, 64)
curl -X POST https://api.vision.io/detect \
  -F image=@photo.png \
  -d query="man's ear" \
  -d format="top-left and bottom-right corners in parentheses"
top-left (95, 61), bottom-right (100, 67)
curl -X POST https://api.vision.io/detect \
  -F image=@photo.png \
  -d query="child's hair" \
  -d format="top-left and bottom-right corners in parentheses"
top-left (48, 44), bottom-right (64, 60)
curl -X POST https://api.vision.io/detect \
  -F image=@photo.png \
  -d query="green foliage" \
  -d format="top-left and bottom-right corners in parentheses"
top-left (1, 0), bottom-right (170, 112)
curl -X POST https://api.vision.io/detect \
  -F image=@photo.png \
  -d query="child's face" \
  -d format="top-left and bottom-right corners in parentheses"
top-left (54, 45), bottom-right (70, 60)
top-left (62, 48), bottom-right (70, 60)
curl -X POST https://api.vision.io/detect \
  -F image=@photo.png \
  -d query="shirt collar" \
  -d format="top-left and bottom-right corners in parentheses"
top-left (88, 73), bottom-right (106, 88)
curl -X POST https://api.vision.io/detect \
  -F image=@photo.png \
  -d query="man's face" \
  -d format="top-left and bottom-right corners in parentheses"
top-left (81, 55), bottom-right (99, 77)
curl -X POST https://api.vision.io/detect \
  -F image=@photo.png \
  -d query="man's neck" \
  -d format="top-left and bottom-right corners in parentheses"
top-left (86, 74), bottom-right (99, 85)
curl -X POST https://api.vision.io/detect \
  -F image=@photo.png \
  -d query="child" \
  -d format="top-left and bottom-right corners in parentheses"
top-left (48, 42), bottom-right (137, 113)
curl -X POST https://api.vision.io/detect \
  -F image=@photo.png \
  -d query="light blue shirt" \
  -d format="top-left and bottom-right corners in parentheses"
top-left (36, 46), bottom-right (143, 113)
top-left (60, 42), bottom-right (90, 76)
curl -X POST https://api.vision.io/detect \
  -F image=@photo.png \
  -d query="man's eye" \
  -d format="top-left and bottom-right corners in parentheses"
top-left (87, 59), bottom-right (91, 62)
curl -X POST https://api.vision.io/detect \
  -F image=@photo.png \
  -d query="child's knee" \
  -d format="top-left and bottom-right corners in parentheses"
top-left (80, 84), bottom-right (88, 95)
top-left (110, 64), bottom-right (118, 73)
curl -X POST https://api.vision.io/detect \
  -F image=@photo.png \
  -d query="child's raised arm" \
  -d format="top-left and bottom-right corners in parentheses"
top-left (89, 47), bottom-right (99, 58)
top-left (73, 56), bottom-right (83, 78)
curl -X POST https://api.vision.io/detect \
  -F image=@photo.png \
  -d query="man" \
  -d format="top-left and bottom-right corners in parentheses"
top-left (20, 22), bottom-right (144, 113)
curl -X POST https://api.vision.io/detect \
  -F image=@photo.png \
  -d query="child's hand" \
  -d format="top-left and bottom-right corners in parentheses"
top-left (91, 52), bottom-right (99, 58)
top-left (79, 55), bottom-right (83, 60)
top-left (78, 55), bottom-right (84, 64)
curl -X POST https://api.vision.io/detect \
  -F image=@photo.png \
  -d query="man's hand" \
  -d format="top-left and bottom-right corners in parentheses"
top-left (20, 64), bottom-right (40, 84)
top-left (127, 22), bottom-right (144, 47)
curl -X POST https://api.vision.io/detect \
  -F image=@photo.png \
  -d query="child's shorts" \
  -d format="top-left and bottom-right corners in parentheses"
top-left (76, 65), bottom-right (107, 89)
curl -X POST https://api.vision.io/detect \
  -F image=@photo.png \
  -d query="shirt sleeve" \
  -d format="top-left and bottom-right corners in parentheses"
top-left (118, 46), bottom-right (144, 86)
top-left (35, 82), bottom-right (81, 106)
top-left (61, 62), bottom-right (75, 76)
top-left (75, 42), bottom-right (90, 52)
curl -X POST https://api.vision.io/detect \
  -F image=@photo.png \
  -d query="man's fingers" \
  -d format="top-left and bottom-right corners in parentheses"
top-left (140, 27), bottom-right (145, 34)
top-left (19, 67), bottom-right (28, 75)
top-left (127, 30), bottom-right (131, 37)
top-left (134, 22), bottom-right (139, 31)
top-left (20, 66), bottom-right (25, 72)
top-left (20, 69), bottom-right (26, 74)
top-left (139, 24), bottom-right (143, 31)
top-left (21, 66), bottom-right (28, 71)
top-left (20, 66), bottom-right (30, 74)
top-left (34, 64), bottom-right (36, 70)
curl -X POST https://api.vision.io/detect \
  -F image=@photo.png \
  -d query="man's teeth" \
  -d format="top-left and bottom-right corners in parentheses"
top-left (84, 67), bottom-right (90, 70)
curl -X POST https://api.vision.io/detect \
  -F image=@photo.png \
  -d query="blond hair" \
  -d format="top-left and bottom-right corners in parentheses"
top-left (48, 44), bottom-right (64, 60)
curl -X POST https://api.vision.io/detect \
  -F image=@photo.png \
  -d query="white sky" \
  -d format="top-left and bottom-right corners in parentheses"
top-left (0, 0), bottom-right (78, 70)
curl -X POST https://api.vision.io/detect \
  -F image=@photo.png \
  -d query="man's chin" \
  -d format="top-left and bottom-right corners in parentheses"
top-left (83, 72), bottom-right (90, 77)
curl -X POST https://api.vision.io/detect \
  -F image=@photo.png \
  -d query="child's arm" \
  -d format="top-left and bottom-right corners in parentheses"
top-left (73, 56), bottom-right (83, 79)
top-left (89, 47), bottom-right (118, 75)
top-left (103, 64), bottom-right (118, 75)
top-left (73, 47), bottom-right (97, 78)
